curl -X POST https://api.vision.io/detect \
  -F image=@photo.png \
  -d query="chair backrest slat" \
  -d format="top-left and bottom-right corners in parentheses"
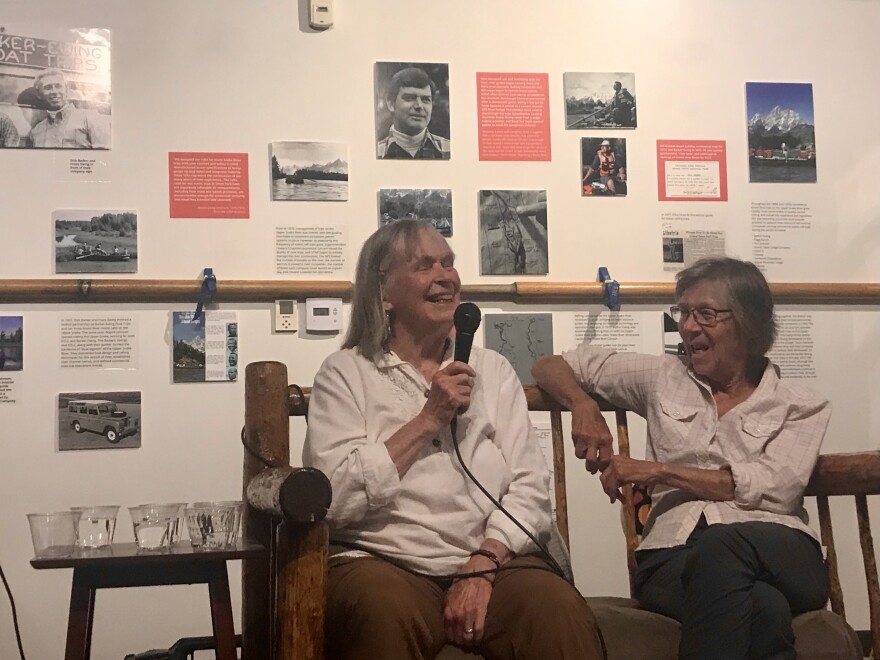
top-left (816, 495), bottom-right (845, 618)
top-left (549, 408), bottom-right (569, 547)
top-left (855, 494), bottom-right (880, 658)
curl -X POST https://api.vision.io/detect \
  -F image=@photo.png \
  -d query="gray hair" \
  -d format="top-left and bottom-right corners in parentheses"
top-left (34, 68), bottom-right (66, 89)
top-left (675, 257), bottom-right (777, 357)
top-left (343, 220), bottom-right (434, 358)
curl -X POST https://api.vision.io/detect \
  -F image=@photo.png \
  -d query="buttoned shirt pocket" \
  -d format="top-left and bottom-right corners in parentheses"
top-left (737, 413), bottom-right (786, 457)
top-left (654, 396), bottom-right (700, 458)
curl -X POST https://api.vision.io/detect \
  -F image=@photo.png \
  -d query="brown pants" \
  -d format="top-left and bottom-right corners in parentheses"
top-left (326, 555), bottom-right (604, 660)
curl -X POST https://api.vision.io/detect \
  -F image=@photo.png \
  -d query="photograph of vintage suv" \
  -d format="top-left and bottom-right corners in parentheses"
top-left (58, 391), bottom-right (141, 450)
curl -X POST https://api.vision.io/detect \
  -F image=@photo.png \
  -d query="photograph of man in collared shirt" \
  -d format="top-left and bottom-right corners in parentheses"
top-left (375, 62), bottom-right (450, 160)
top-left (28, 68), bottom-right (110, 149)
top-left (0, 27), bottom-right (111, 150)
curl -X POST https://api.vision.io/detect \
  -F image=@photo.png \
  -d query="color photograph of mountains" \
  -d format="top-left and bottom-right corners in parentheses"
top-left (746, 82), bottom-right (817, 183)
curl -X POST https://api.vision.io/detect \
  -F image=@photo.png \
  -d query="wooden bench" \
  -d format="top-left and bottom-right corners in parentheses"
top-left (241, 360), bottom-right (878, 659)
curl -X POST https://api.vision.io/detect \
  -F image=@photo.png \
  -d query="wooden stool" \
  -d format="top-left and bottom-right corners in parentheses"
top-left (31, 542), bottom-right (265, 660)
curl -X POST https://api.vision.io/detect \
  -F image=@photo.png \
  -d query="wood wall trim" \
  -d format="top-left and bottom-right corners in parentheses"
top-left (2, 279), bottom-right (880, 304)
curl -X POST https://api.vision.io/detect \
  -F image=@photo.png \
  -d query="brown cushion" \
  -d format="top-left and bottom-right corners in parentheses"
top-left (588, 596), bottom-right (862, 660)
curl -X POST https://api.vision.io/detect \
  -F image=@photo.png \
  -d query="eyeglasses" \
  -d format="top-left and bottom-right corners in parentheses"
top-left (669, 305), bottom-right (732, 327)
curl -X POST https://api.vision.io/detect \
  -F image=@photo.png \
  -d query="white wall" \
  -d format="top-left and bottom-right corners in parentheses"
top-left (1, 1), bottom-right (879, 657)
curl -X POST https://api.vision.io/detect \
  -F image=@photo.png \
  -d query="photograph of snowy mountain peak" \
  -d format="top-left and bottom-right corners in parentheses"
top-left (746, 82), bottom-right (817, 183)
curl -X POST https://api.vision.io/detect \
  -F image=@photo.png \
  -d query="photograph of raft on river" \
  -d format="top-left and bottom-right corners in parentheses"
top-left (54, 210), bottom-right (137, 273)
top-left (270, 141), bottom-right (348, 201)
top-left (379, 189), bottom-right (453, 237)
top-left (746, 82), bottom-right (817, 183)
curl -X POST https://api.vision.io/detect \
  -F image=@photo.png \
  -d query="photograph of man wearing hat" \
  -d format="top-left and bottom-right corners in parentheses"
top-left (582, 138), bottom-right (627, 195)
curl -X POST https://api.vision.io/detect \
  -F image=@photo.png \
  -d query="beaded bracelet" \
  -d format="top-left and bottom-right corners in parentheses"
top-left (470, 548), bottom-right (501, 569)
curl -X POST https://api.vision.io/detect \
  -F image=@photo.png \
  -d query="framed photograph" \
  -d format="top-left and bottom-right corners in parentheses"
top-left (746, 82), bottom-right (817, 183)
top-left (478, 190), bottom-right (548, 275)
top-left (378, 189), bottom-right (452, 236)
top-left (270, 141), bottom-right (348, 201)
top-left (564, 72), bottom-right (637, 129)
top-left (54, 210), bottom-right (137, 273)
top-left (173, 311), bottom-right (238, 383)
top-left (375, 62), bottom-right (450, 160)
top-left (581, 138), bottom-right (627, 196)
top-left (58, 391), bottom-right (141, 450)
top-left (484, 313), bottom-right (553, 384)
top-left (0, 27), bottom-right (111, 149)
top-left (0, 316), bottom-right (23, 371)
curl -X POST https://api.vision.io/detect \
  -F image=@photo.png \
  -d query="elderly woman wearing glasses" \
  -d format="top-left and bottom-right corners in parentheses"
top-left (532, 257), bottom-right (830, 660)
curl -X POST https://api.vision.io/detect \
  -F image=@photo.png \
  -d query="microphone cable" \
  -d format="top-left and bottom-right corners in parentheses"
top-left (0, 560), bottom-right (27, 660)
top-left (450, 417), bottom-right (566, 580)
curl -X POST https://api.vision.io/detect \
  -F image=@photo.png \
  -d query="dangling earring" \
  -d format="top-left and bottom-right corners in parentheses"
top-left (382, 311), bottom-right (393, 351)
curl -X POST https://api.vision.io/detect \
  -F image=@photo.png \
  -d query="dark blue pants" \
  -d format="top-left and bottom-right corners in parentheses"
top-left (634, 518), bottom-right (828, 660)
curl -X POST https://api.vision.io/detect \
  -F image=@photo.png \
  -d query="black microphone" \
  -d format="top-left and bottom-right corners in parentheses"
top-left (453, 302), bottom-right (482, 365)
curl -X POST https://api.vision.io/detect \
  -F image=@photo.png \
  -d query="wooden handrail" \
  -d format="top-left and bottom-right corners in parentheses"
top-left (2, 279), bottom-right (880, 304)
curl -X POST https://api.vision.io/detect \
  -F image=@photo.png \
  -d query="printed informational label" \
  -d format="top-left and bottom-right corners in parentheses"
top-left (0, 376), bottom-right (18, 405)
top-left (657, 140), bottom-right (727, 201)
top-left (60, 315), bottom-right (138, 369)
top-left (477, 73), bottom-right (551, 161)
top-left (275, 225), bottom-right (347, 274)
top-left (169, 152), bottom-right (249, 218)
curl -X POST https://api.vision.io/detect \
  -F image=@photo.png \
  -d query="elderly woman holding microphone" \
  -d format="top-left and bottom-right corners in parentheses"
top-left (304, 220), bottom-right (602, 660)
top-left (533, 257), bottom-right (831, 660)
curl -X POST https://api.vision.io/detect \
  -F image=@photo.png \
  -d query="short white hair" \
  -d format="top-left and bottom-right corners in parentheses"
top-left (34, 68), bottom-right (66, 89)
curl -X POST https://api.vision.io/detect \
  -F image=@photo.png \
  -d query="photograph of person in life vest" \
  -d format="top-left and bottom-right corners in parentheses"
top-left (581, 137), bottom-right (627, 196)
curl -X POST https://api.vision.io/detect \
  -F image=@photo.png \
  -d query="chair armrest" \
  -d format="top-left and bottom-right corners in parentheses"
top-left (805, 452), bottom-right (880, 497)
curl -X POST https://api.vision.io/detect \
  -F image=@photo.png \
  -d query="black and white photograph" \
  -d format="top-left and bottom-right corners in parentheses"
top-left (54, 210), bottom-right (137, 273)
top-left (379, 189), bottom-right (452, 236)
top-left (479, 190), bottom-right (548, 275)
top-left (564, 72), bottom-right (636, 129)
top-left (0, 316), bottom-right (23, 371)
top-left (58, 391), bottom-right (141, 450)
top-left (662, 312), bottom-right (687, 360)
top-left (663, 237), bottom-right (684, 265)
top-left (581, 138), bottom-right (628, 196)
top-left (270, 141), bottom-right (349, 201)
top-left (375, 62), bottom-right (450, 160)
top-left (0, 26), bottom-right (111, 149)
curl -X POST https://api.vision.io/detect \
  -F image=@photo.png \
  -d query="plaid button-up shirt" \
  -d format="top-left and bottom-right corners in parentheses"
top-left (562, 346), bottom-right (830, 550)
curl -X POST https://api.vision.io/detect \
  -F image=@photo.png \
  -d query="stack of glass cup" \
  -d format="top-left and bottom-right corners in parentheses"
top-left (128, 504), bottom-right (180, 550)
top-left (27, 511), bottom-right (81, 557)
top-left (185, 501), bottom-right (242, 550)
top-left (70, 505), bottom-right (120, 549)
top-left (27, 500), bottom-right (243, 554)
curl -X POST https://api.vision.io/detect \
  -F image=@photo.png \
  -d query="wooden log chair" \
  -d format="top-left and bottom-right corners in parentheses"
top-left (241, 361), bottom-right (879, 659)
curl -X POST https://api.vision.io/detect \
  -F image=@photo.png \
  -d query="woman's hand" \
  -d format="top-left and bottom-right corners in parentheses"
top-left (421, 361), bottom-right (476, 429)
top-left (444, 554), bottom-right (495, 648)
top-left (570, 398), bottom-right (614, 474)
top-left (599, 455), bottom-right (662, 503)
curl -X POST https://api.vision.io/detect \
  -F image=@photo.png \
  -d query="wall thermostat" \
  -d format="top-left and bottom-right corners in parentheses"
top-left (274, 299), bottom-right (298, 333)
top-left (310, 0), bottom-right (334, 29)
top-left (305, 298), bottom-right (342, 332)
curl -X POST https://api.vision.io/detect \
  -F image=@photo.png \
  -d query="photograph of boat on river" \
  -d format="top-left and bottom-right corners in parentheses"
top-left (746, 82), bottom-right (817, 183)
top-left (379, 189), bottom-right (452, 236)
top-left (564, 72), bottom-right (637, 129)
top-left (54, 210), bottom-right (137, 273)
top-left (271, 141), bottom-right (348, 201)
